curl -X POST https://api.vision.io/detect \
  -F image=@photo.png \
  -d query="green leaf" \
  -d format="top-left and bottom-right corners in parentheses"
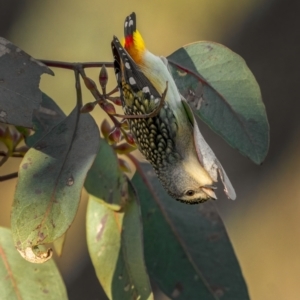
top-left (86, 182), bottom-right (153, 300)
top-left (167, 41), bottom-right (269, 164)
top-left (11, 106), bottom-right (100, 263)
top-left (0, 227), bottom-right (67, 300)
top-left (84, 138), bottom-right (128, 211)
top-left (132, 163), bottom-right (249, 300)
top-left (0, 38), bottom-right (53, 128)
top-left (26, 93), bottom-right (66, 147)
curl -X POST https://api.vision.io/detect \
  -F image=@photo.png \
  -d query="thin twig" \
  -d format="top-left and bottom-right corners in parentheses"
top-left (0, 153), bottom-right (9, 167)
top-left (39, 60), bottom-right (114, 70)
top-left (78, 67), bottom-right (104, 103)
top-left (106, 86), bottom-right (119, 97)
top-left (74, 67), bottom-right (83, 108)
top-left (0, 172), bottom-right (18, 182)
top-left (126, 153), bottom-right (140, 170)
top-left (0, 151), bottom-right (23, 158)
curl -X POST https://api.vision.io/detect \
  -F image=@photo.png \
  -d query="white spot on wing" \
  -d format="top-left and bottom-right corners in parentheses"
top-left (125, 62), bottom-right (130, 69)
top-left (129, 20), bottom-right (134, 27)
top-left (142, 86), bottom-right (150, 93)
top-left (129, 77), bottom-right (136, 85)
top-left (125, 21), bottom-right (128, 28)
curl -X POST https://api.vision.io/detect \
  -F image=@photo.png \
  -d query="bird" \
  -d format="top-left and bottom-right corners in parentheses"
top-left (111, 12), bottom-right (236, 204)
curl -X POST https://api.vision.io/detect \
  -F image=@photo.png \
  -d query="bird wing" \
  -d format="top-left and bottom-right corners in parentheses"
top-left (181, 99), bottom-right (236, 200)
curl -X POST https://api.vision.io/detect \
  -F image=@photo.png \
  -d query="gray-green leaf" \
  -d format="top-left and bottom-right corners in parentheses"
top-left (84, 138), bottom-right (127, 211)
top-left (132, 163), bottom-right (249, 300)
top-left (86, 182), bottom-right (153, 300)
top-left (0, 227), bottom-right (67, 299)
top-left (167, 41), bottom-right (269, 164)
top-left (0, 38), bottom-right (53, 128)
top-left (26, 93), bottom-right (66, 147)
top-left (11, 106), bottom-right (100, 263)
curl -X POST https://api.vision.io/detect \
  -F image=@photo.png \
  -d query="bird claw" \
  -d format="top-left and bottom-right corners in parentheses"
top-left (112, 81), bottom-right (168, 119)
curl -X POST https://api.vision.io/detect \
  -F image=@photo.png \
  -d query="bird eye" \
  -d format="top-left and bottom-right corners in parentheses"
top-left (186, 190), bottom-right (195, 197)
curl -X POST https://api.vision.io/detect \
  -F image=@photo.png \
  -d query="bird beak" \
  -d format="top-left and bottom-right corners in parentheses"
top-left (201, 185), bottom-right (217, 200)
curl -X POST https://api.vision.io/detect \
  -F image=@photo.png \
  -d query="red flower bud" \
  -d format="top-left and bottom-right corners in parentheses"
top-left (99, 65), bottom-right (108, 89)
top-left (101, 102), bottom-right (116, 115)
top-left (125, 133), bottom-right (135, 145)
top-left (10, 128), bottom-right (21, 145)
top-left (83, 77), bottom-right (97, 91)
top-left (108, 97), bottom-right (122, 106)
top-left (100, 119), bottom-right (112, 139)
top-left (108, 127), bottom-right (121, 143)
top-left (80, 102), bottom-right (96, 113)
top-left (114, 143), bottom-right (136, 154)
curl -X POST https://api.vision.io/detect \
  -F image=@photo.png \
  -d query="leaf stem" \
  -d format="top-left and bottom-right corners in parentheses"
top-left (126, 153), bottom-right (144, 175)
top-left (74, 68), bottom-right (83, 108)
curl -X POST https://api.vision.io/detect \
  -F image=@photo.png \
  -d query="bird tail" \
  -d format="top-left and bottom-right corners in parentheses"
top-left (123, 12), bottom-right (145, 64)
top-left (124, 12), bottom-right (136, 39)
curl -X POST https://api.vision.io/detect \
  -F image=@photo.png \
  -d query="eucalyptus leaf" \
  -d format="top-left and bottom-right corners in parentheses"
top-left (26, 93), bottom-right (66, 147)
top-left (0, 38), bottom-right (53, 128)
top-left (11, 106), bottom-right (100, 263)
top-left (84, 137), bottom-right (128, 211)
top-left (132, 163), bottom-right (249, 300)
top-left (167, 41), bottom-right (269, 164)
top-left (86, 182), bottom-right (153, 300)
top-left (0, 227), bottom-right (67, 299)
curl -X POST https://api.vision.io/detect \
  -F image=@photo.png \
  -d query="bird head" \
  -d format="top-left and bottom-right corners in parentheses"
top-left (158, 160), bottom-right (217, 204)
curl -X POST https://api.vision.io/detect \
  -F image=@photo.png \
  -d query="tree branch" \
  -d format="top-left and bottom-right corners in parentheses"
top-left (39, 60), bottom-right (114, 70)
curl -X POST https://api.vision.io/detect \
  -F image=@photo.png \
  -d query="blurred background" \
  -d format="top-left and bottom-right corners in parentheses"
top-left (1, 0), bottom-right (300, 299)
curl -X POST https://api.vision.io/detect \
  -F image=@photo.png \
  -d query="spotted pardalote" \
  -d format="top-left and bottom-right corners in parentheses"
top-left (111, 12), bottom-right (236, 204)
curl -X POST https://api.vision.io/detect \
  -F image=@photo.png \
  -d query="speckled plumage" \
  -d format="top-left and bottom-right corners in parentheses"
top-left (112, 35), bottom-right (213, 204)
top-left (120, 80), bottom-right (180, 171)
top-left (110, 12), bottom-right (236, 204)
